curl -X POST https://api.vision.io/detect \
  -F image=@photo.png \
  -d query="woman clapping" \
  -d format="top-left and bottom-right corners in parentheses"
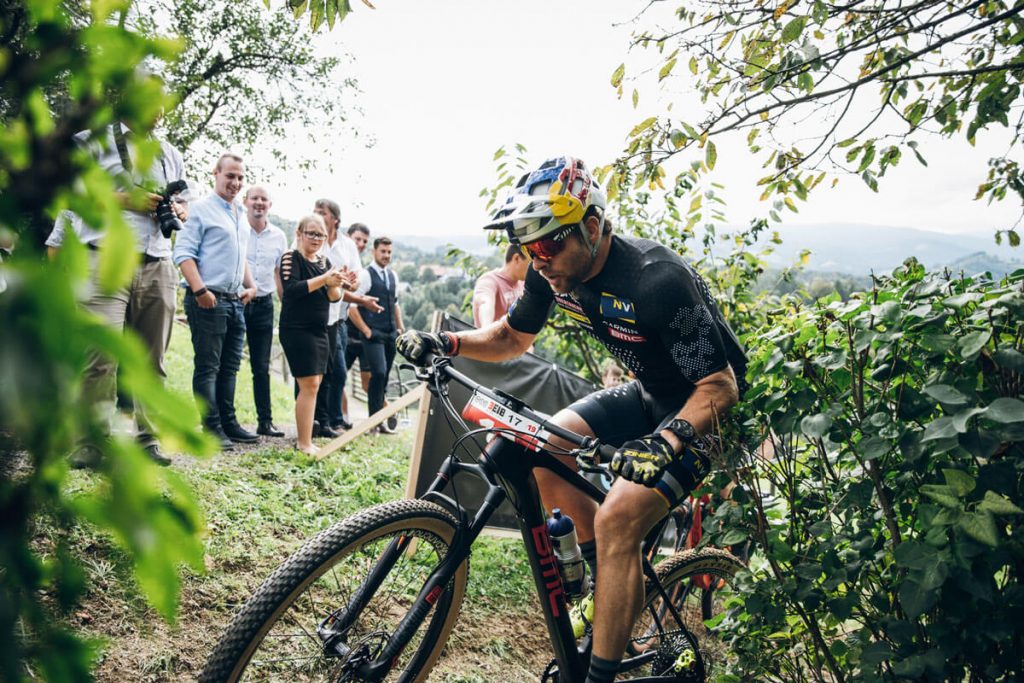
top-left (277, 215), bottom-right (357, 454)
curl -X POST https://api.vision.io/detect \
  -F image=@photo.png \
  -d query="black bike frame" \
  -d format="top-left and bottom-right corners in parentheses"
top-left (355, 361), bottom-right (685, 683)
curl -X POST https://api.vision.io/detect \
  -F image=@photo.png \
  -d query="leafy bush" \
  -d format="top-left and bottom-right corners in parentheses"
top-left (709, 261), bottom-right (1024, 682)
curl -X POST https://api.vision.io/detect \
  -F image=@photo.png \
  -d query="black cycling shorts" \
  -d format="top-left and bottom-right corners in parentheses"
top-left (567, 380), bottom-right (710, 507)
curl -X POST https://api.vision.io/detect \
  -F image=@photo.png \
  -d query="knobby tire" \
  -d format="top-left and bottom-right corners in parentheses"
top-left (199, 500), bottom-right (469, 683)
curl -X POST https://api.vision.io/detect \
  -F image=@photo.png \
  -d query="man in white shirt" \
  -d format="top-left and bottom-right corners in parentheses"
top-left (243, 186), bottom-right (287, 437)
top-left (350, 236), bottom-right (405, 433)
top-left (313, 199), bottom-right (382, 435)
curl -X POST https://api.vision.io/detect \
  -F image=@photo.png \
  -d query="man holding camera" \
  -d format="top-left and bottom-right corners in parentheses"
top-left (46, 122), bottom-right (187, 467)
top-left (174, 153), bottom-right (259, 450)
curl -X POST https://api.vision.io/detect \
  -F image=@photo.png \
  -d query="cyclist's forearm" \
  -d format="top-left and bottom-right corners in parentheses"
top-left (454, 319), bottom-right (533, 362)
top-left (660, 366), bottom-right (739, 449)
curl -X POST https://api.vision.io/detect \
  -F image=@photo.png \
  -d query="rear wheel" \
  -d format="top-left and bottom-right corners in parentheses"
top-left (625, 548), bottom-right (744, 681)
top-left (199, 500), bottom-right (469, 682)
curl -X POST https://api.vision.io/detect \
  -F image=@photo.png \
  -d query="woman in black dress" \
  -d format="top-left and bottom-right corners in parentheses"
top-left (277, 215), bottom-right (354, 454)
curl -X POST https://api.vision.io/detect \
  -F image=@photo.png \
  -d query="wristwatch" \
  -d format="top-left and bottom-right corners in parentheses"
top-left (662, 418), bottom-right (697, 447)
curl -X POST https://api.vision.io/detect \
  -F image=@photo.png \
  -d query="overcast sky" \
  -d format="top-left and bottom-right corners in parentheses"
top-left (256, 1), bottom-right (1021, 239)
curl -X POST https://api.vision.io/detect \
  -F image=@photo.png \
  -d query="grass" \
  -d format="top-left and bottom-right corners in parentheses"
top-left (53, 325), bottom-right (549, 680)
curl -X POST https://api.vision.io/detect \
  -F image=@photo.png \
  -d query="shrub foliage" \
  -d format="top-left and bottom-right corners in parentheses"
top-left (708, 262), bottom-right (1024, 682)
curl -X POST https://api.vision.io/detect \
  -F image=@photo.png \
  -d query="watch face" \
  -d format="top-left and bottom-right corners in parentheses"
top-left (668, 419), bottom-right (695, 441)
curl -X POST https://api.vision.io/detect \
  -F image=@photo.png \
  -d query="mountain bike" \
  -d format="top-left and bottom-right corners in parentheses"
top-left (199, 356), bottom-right (746, 682)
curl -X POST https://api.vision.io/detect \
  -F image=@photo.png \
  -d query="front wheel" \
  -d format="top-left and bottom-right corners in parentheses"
top-left (627, 547), bottom-right (745, 681)
top-left (199, 499), bottom-right (469, 682)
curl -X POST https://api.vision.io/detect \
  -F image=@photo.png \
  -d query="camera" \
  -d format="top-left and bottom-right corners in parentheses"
top-left (155, 179), bottom-right (189, 238)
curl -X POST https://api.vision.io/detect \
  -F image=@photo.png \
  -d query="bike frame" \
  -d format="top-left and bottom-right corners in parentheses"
top-left (349, 360), bottom-right (691, 683)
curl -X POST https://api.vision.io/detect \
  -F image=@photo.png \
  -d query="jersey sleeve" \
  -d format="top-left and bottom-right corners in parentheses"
top-left (505, 266), bottom-right (555, 334)
top-left (640, 261), bottom-right (730, 384)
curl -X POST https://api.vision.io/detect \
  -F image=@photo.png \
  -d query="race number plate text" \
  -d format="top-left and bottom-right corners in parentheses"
top-left (461, 391), bottom-right (550, 452)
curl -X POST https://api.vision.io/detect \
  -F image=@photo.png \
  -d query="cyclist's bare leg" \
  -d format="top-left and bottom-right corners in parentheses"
top-left (534, 408), bottom-right (600, 541)
top-left (591, 479), bottom-right (670, 663)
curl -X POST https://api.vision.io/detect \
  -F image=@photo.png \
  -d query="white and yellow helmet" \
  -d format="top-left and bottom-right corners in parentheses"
top-left (484, 156), bottom-right (607, 244)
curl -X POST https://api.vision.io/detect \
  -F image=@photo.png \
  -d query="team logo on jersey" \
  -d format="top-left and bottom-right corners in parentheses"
top-left (600, 292), bottom-right (636, 323)
top-left (605, 321), bottom-right (646, 343)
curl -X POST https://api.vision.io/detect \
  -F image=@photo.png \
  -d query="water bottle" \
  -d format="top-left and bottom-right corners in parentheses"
top-left (546, 508), bottom-right (589, 597)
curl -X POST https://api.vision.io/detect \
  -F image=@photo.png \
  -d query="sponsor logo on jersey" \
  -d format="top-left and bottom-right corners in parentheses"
top-left (555, 294), bottom-right (593, 329)
top-left (600, 292), bottom-right (636, 323)
top-left (554, 293), bottom-right (584, 314)
top-left (605, 320), bottom-right (646, 343)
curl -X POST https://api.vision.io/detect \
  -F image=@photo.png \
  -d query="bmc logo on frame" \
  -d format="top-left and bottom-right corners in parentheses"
top-left (531, 524), bottom-right (565, 617)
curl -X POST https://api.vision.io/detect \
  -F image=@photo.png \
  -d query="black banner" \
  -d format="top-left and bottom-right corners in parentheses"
top-left (409, 313), bottom-right (597, 531)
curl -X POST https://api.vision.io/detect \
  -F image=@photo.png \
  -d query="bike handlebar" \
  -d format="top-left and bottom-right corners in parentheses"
top-left (409, 355), bottom-right (618, 462)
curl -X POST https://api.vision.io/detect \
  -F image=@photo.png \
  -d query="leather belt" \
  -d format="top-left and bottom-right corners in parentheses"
top-left (143, 254), bottom-right (169, 264)
top-left (208, 289), bottom-right (241, 301)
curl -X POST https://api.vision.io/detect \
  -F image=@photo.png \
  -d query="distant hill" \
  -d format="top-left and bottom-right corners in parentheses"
top-left (393, 223), bottom-right (1023, 276)
top-left (754, 223), bottom-right (1023, 276)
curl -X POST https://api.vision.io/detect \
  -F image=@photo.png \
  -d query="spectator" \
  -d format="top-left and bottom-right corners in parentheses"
top-left (277, 215), bottom-right (353, 454)
top-left (243, 185), bottom-right (287, 438)
top-left (601, 359), bottom-right (626, 388)
top-left (312, 203), bottom-right (381, 436)
top-left (343, 222), bottom-right (371, 422)
top-left (173, 153), bottom-right (259, 450)
top-left (350, 236), bottom-right (405, 433)
top-left (472, 243), bottom-right (529, 327)
top-left (46, 121), bottom-right (188, 467)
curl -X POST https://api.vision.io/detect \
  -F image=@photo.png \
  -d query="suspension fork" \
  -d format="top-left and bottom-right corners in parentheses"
top-left (324, 458), bottom-right (467, 638)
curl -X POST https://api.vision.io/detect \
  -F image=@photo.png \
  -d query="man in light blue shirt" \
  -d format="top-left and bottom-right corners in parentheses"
top-left (242, 185), bottom-right (287, 438)
top-left (173, 153), bottom-right (259, 448)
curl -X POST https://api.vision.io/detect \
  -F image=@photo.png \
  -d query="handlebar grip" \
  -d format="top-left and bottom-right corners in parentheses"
top-left (597, 443), bottom-right (618, 464)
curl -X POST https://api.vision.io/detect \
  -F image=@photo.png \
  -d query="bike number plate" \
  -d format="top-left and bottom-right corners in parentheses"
top-left (461, 391), bottom-right (549, 452)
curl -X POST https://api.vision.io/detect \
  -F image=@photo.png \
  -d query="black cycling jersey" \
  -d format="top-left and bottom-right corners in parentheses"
top-left (506, 235), bottom-right (747, 403)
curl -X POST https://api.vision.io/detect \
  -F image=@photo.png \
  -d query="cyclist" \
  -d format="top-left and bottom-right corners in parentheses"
top-left (398, 156), bottom-right (746, 683)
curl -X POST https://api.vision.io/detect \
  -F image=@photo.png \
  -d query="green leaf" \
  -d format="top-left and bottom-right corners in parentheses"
top-left (688, 56), bottom-right (698, 75)
top-left (922, 384), bottom-right (969, 406)
top-left (992, 348), bottom-right (1024, 372)
top-left (958, 330), bottom-right (991, 358)
top-left (942, 469), bottom-right (975, 496)
top-left (920, 484), bottom-right (960, 508)
top-left (899, 578), bottom-right (938, 618)
top-left (952, 407), bottom-right (987, 433)
top-left (800, 413), bottom-right (831, 439)
top-left (706, 141), bottom-right (717, 170)
top-left (984, 397), bottom-right (1024, 423)
top-left (659, 57), bottom-right (677, 81)
top-left (611, 63), bottom-right (625, 88)
top-left (629, 116), bottom-right (658, 138)
top-left (977, 490), bottom-right (1024, 515)
top-left (922, 417), bottom-right (957, 442)
top-left (958, 511), bottom-right (1000, 547)
top-left (781, 16), bottom-right (807, 43)
top-left (859, 435), bottom-right (889, 460)
top-left (96, 219), bottom-right (139, 293)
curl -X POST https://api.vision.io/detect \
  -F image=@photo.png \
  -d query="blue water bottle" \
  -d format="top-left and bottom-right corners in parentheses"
top-left (546, 508), bottom-right (589, 597)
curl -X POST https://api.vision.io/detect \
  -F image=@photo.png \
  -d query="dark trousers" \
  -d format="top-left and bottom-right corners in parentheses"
top-left (184, 292), bottom-right (246, 430)
top-left (244, 295), bottom-right (274, 423)
top-left (344, 320), bottom-right (363, 371)
top-left (313, 321), bottom-right (340, 425)
top-left (326, 322), bottom-right (349, 424)
top-left (365, 333), bottom-right (397, 417)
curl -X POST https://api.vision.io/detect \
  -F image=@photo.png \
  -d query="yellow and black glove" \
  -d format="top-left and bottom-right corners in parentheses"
top-left (610, 434), bottom-right (676, 487)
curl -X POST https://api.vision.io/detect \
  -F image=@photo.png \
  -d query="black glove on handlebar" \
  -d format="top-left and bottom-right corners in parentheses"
top-left (396, 330), bottom-right (459, 366)
top-left (610, 434), bottom-right (676, 487)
